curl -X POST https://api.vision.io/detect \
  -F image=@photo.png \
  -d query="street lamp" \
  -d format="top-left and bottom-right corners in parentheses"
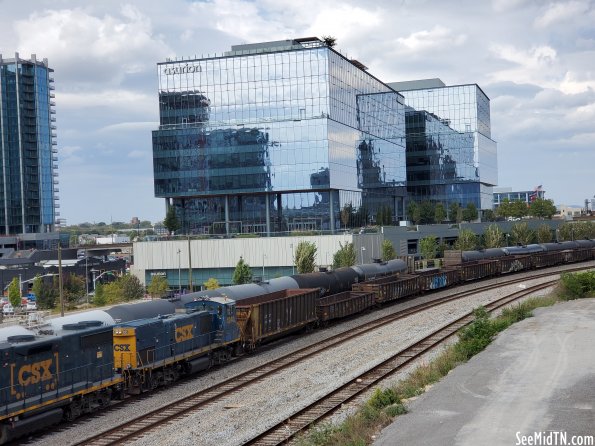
top-left (262, 253), bottom-right (266, 281)
top-left (177, 249), bottom-right (181, 294)
top-left (360, 246), bottom-right (366, 264)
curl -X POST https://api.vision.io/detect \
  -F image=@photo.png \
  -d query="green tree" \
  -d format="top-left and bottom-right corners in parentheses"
top-left (321, 35), bottom-right (337, 47)
top-left (103, 281), bottom-right (122, 304)
top-left (419, 236), bottom-right (438, 260)
top-left (483, 224), bottom-right (504, 248)
top-left (407, 201), bottom-right (420, 224)
top-left (93, 282), bottom-right (107, 307)
top-left (496, 199), bottom-right (513, 219)
top-left (455, 229), bottom-right (478, 250)
top-left (537, 224), bottom-right (553, 243)
top-left (62, 273), bottom-right (86, 308)
top-left (528, 198), bottom-right (557, 219)
top-left (32, 275), bottom-right (56, 310)
top-left (381, 239), bottom-right (396, 261)
top-left (375, 205), bottom-right (392, 226)
top-left (510, 222), bottom-right (535, 245)
top-left (449, 202), bottom-right (461, 223)
top-left (571, 221), bottom-right (595, 239)
top-left (147, 274), bottom-right (168, 299)
top-left (482, 209), bottom-right (496, 222)
top-left (341, 203), bottom-right (353, 229)
top-left (203, 278), bottom-right (220, 290)
top-left (8, 277), bottom-right (21, 309)
top-left (462, 203), bottom-right (478, 222)
top-left (434, 203), bottom-right (447, 223)
top-left (120, 274), bottom-right (145, 301)
top-left (163, 206), bottom-right (181, 235)
top-left (418, 201), bottom-right (435, 224)
top-left (332, 242), bottom-right (356, 268)
top-left (511, 200), bottom-right (528, 218)
top-left (557, 223), bottom-right (573, 241)
top-left (295, 241), bottom-right (317, 273)
top-left (232, 257), bottom-right (253, 284)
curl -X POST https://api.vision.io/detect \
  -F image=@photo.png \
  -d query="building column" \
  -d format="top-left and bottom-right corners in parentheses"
top-left (329, 190), bottom-right (335, 234)
top-left (276, 194), bottom-right (282, 232)
top-left (224, 195), bottom-right (230, 235)
top-left (0, 62), bottom-right (8, 235)
top-left (15, 54), bottom-right (26, 233)
top-left (265, 193), bottom-right (271, 237)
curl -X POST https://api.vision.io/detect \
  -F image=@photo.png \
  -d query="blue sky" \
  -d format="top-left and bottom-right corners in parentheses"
top-left (1, 0), bottom-right (594, 223)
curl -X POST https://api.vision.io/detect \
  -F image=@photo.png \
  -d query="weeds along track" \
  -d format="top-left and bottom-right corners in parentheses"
top-left (71, 265), bottom-right (590, 446)
top-left (246, 280), bottom-right (558, 446)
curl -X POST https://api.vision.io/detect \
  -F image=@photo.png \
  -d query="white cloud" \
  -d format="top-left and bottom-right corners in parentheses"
top-left (14, 5), bottom-right (171, 85)
top-left (534, 1), bottom-right (590, 28)
top-left (396, 26), bottom-right (467, 53)
top-left (98, 122), bottom-right (159, 133)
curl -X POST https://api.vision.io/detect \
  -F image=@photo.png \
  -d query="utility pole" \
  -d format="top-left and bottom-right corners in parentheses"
top-left (187, 235), bottom-right (192, 291)
top-left (58, 242), bottom-right (64, 317)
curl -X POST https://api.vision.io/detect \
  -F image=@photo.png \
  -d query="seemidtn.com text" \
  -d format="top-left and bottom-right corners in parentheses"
top-left (516, 431), bottom-right (594, 446)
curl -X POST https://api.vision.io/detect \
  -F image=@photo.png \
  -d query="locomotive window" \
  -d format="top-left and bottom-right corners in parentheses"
top-left (21, 343), bottom-right (53, 356)
top-left (81, 330), bottom-right (113, 349)
top-left (199, 314), bottom-right (211, 334)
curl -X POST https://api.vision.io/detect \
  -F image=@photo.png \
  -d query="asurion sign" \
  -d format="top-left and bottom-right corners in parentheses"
top-left (163, 64), bottom-right (202, 75)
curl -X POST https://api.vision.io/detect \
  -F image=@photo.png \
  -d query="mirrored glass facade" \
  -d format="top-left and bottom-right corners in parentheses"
top-left (0, 54), bottom-right (57, 234)
top-left (153, 39), bottom-right (407, 234)
top-left (391, 82), bottom-right (498, 210)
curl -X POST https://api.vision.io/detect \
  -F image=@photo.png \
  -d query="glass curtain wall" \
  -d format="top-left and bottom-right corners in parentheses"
top-left (153, 41), bottom-right (406, 234)
top-left (399, 85), bottom-right (498, 209)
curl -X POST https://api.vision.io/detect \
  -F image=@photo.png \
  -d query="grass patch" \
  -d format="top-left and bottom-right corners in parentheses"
top-left (298, 274), bottom-right (594, 446)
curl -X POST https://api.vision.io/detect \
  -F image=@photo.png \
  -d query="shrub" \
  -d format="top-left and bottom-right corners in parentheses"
top-left (368, 387), bottom-right (400, 409)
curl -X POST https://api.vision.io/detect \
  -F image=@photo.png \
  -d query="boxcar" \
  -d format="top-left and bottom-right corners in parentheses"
top-left (235, 289), bottom-right (319, 349)
top-left (352, 274), bottom-right (420, 304)
top-left (316, 291), bottom-right (375, 323)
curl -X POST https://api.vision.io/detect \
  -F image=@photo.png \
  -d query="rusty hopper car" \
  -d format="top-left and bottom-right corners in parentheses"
top-left (316, 291), bottom-right (375, 323)
top-left (352, 274), bottom-right (420, 304)
top-left (235, 289), bottom-right (319, 349)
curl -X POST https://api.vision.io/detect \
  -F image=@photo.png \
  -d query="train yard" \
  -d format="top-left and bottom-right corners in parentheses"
top-left (23, 260), bottom-right (594, 446)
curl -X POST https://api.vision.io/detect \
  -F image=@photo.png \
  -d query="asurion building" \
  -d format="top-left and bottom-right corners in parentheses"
top-left (0, 53), bottom-right (58, 235)
top-left (152, 38), bottom-right (497, 235)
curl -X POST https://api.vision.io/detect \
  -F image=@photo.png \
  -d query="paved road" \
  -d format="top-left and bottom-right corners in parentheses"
top-left (374, 298), bottom-right (595, 446)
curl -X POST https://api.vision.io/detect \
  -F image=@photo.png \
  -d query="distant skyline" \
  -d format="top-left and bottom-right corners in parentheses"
top-left (1, 0), bottom-right (593, 223)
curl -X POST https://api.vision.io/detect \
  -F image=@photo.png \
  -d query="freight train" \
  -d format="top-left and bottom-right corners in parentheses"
top-left (1, 241), bottom-right (594, 443)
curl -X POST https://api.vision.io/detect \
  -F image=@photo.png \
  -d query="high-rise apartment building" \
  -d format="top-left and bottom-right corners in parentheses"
top-left (153, 38), bottom-right (407, 235)
top-left (0, 53), bottom-right (58, 234)
top-left (389, 79), bottom-right (498, 210)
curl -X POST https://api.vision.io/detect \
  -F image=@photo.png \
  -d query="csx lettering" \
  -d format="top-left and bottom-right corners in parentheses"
top-left (114, 344), bottom-right (131, 352)
top-left (175, 324), bottom-right (193, 343)
top-left (17, 359), bottom-right (53, 386)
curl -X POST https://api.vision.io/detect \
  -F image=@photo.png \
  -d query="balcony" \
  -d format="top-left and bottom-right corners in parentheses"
top-left (49, 77), bottom-right (54, 82)
top-left (51, 125), bottom-right (57, 130)
top-left (50, 93), bottom-right (55, 99)
top-left (52, 172), bottom-right (59, 177)
top-left (50, 101), bottom-right (55, 107)
top-left (52, 147), bottom-right (58, 153)
top-left (51, 117), bottom-right (56, 122)
top-left (54, 187), bottom-right (59, 193)
top-left (52, 156), bottom-right (58, 162)
top-left (50, 109), bottom-right (56, 114)
top-left (49, 84), bottom-right (55, 90)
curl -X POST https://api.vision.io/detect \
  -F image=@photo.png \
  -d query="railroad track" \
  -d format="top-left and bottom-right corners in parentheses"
top-left (247, 280), bottom-right (557, 445)
top-left (71, 266), bottom-right (586, 446)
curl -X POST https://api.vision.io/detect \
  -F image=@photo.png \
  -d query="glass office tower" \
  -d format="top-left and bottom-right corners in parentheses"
top-left (0, 53), bottom-right (57, 234)
top-left (153, 38), bottom-right (407, 235)
top-left (389, 79), bottom-right (498, 210)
